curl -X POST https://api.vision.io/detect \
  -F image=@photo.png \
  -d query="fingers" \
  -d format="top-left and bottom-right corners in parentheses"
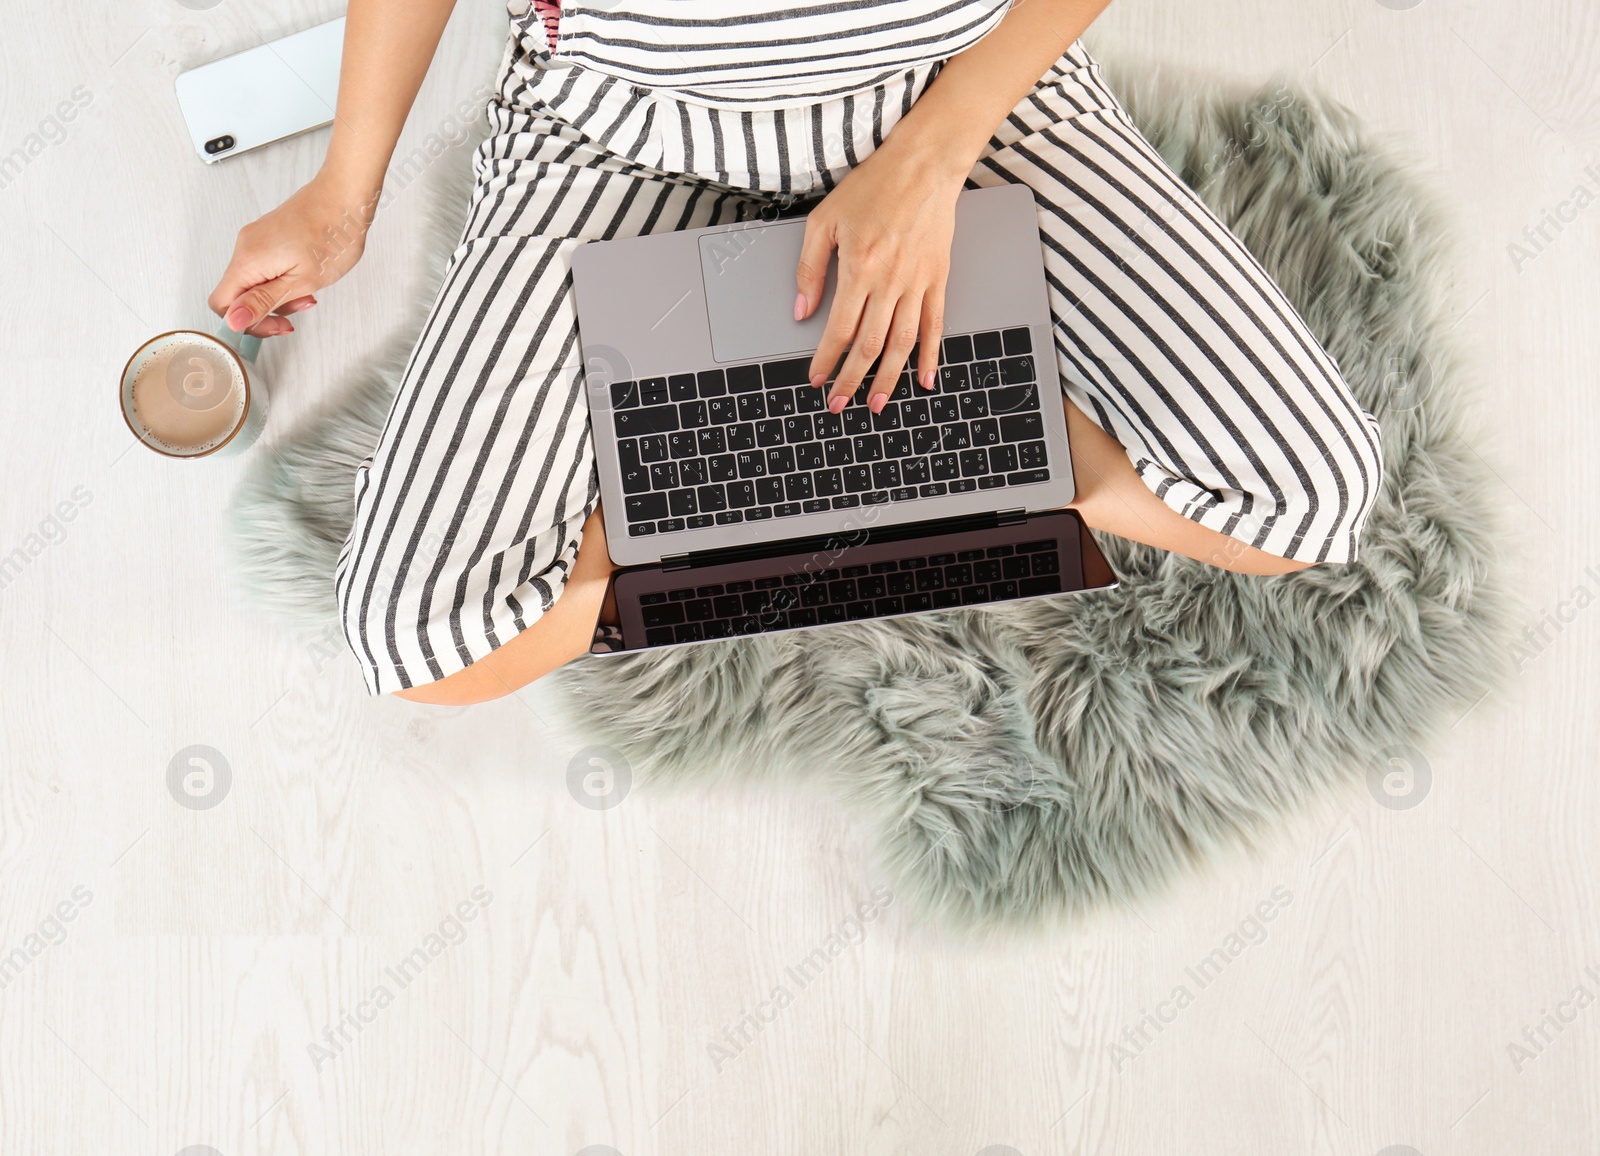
top-left (794, 215), bottom-right (834, 325)
top-left (800, 202), bottom-right (951, 413)
top-left (206, 229), bottom-right (280, 322)
top-left (220, 274), bottom-right (300, 336)
top-left (863, 297), bottom-right (922, 414)
top-left (916, 286), bottom-right (944, 391)
top-left (826, 292), bottom-right (898, 414)
top-left (207, 258), bottom-right (255, 321)
top-left (809, 275), bottom-right (866, 397)
top-left (803, 225), bottom-right (858, 392)
top-left (249, 316), bottom-right (294, 338)
top-left (233, 294), bottom-right (317, 338)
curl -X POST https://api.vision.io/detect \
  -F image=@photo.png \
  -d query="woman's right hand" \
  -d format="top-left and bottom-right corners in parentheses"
top-left (207, 174), bottom-right (379, 338)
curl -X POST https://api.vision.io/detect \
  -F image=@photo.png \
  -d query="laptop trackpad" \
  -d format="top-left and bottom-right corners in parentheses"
top-left (698, 220), bottom-right (838, 364)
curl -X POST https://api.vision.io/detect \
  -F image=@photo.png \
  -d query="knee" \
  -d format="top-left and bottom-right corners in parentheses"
top-left (389, 609), bottom-right (590, 706)
top-left (342, 566), bottom-right (508, 705)
top-left (336, 547), bottom-right (420, 693)
top-left (337, 479), bottom-right (448, 695)
top-left (1258, 414), bottom-right (1385, 565)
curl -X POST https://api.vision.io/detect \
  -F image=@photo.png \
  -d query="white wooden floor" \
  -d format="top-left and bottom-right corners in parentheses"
top-left (2, 0), bottom-right (1597, 1152)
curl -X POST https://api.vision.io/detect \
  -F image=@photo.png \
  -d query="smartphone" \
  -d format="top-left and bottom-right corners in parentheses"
top-left (174, 17), bottom-right (344, 163)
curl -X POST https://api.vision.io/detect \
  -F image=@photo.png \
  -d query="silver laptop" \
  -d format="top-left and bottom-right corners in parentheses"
top-left (570, 183), bottom-right (1115, 652)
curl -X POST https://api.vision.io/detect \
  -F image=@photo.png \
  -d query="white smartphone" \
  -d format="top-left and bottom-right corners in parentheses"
top-left (174, 17), bottom-right (345, 163)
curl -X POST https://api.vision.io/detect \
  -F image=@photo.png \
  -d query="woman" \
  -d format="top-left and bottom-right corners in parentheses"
top-left (210, 0), bottom-right (1383, 704)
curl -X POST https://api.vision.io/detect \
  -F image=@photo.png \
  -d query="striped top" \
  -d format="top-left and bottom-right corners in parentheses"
top-left (546, 0), bottom-right (1015, 108)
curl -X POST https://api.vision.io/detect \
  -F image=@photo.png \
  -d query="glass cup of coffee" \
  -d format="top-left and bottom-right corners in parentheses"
top-left (119, 329), bottom-right (268, 458)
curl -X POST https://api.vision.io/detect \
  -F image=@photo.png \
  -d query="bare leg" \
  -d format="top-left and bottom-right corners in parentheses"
top-left (394, 505), bottom-right (617, 706)
top-left (1059, 399), bottom-right (1312, 578)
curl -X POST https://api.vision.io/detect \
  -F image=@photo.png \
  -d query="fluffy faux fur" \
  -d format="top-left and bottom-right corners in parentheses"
top-left (230, 63), bottom-right (1512, 932)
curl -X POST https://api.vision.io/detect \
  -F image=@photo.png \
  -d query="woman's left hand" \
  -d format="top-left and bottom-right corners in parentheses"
top-left (796, 144), bottom-right (965, 414)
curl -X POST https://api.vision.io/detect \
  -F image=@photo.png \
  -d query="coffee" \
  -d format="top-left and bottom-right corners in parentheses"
top-left (121, 332), bottom-right (262, 457)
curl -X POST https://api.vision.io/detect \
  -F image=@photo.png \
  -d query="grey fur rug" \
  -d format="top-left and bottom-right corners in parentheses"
top-left (231, 64), bottom-right (1511, 932)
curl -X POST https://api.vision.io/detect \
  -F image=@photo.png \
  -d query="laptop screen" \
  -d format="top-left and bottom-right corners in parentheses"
top-left (589, 509), bottom-right (1116, 653)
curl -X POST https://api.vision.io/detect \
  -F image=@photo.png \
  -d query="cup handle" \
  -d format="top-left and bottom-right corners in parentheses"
top-left (212, 322), bottom-right (262, 364)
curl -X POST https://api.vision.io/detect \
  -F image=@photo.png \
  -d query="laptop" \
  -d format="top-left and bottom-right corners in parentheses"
top-left (569, 183), bottom-right (1117, 653)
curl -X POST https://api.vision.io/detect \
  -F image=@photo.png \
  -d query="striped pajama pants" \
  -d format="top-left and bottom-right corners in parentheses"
top-left (335, 26), bottom-right (1384, 695)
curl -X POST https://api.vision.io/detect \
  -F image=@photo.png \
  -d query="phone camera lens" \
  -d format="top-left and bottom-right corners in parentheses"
top-left (204, 135), bottom-right (235, 155)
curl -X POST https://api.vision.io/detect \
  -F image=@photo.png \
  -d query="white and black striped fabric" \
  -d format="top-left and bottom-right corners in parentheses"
top-left (334, 26), bottom-right (1383, 695)
top-left (549, 0), bottom-right (1013, 108)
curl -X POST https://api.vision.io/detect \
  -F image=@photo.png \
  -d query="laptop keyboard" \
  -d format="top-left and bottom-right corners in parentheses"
top-left (608, 327), bottom-right (1051, 538)
top-left (636, 539), bottom-right (1065, 646)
